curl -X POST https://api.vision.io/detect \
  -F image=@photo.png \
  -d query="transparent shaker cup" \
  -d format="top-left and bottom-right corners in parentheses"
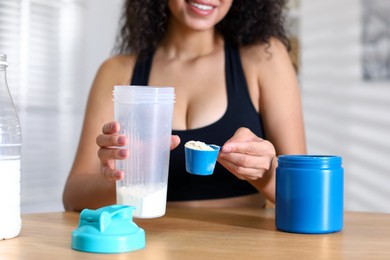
top-left (113, 85), bottom-right (175, 218)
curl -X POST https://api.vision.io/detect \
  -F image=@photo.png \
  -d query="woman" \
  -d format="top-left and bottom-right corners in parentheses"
top-left (63, 0), bottom-right (306, 211)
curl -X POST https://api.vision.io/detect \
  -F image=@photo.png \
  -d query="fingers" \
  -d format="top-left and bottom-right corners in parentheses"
top-left (218, 127), bottom-right (276, 181)
top-left (219, 151), bottom-right (274, 179)
top-left (102, 121), bottom-right (120, 134)
top-left (97, 124), bottom-right (180, 182)
top-left (170, 135), bottom-right (181, 150)
top-left (219, 146), bottom-right (273, 169)
top-left (97, 121), bottom-right (128, 182)
top-left (100, 160), bottom-right (124, 181)
top-left (98, 147), bottom-right (128, 182)
top-left (219, 159), bottom-right (267, 180)
top-left (98, 147), bottom-right (128, 161)
top-left (221, 139), bottom-right (273, 156)
top-left (96, 134), bottom-right (127, 148)
top-left (96, 122), bottom-right (127, 148)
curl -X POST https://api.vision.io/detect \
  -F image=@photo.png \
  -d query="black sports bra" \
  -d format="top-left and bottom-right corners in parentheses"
top-left (131, 41), bottom-right (264, 201)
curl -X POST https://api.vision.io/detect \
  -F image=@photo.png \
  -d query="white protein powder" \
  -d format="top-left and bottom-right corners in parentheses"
top-left (185, 140), bottom-right (214, 151)
top-left (117, 184), bottom-right (167, 218)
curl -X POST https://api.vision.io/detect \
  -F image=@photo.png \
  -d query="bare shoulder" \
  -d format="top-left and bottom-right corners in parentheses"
top-left (240, 37), bottom-right (297, 90)
top-left (240, 37), bottom-right (291, 67)
top-left (93, 54), bottom-right (137, 87)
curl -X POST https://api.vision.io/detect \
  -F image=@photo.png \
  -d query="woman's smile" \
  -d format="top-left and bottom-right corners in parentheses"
top-left (186, 0), bottom-right (217, 15)
top-left (166, 0), bottom-right (231, 31)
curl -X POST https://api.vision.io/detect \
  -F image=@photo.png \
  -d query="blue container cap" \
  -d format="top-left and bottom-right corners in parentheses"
top-left (72, 205), bottom-right (145, 254)
top-left (278, 155), bottom-right (342, 169)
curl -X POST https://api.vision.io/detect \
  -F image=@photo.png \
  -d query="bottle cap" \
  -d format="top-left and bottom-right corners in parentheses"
top-left (71, 205), bottom-right (145, 254)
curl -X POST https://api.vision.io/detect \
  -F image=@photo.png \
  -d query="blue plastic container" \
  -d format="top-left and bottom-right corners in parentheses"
top-left (275, 155), bottom-right (344, 234)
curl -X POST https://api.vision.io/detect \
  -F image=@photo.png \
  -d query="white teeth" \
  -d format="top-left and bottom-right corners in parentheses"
top-left (189, 2), bottom-right (213, 11)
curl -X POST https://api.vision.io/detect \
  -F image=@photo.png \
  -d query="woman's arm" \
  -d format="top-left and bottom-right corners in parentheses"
top-left (62, 56), bottom-right (134, 211)
top-left (218, 38), bottom-right (306, 203)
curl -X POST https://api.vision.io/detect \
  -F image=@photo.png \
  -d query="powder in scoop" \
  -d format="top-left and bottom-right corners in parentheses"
top-left (185, 141), bottom-right (214, 151)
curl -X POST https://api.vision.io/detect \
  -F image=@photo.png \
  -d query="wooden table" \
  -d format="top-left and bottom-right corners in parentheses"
top-left (1, 207), bottom-right (390, 259)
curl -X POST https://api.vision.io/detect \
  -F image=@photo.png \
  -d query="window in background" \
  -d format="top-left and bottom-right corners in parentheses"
top-left (362, 0), bottom-right (390, 81)
top-left (0, 0), bottom-right (86, 213)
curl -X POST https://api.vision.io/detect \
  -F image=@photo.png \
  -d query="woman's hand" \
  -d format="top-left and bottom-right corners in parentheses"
top-left (96, 121), bottom-right (180, 182)
top-left (96, 121), bottom-right (127, 182)
top-left (218, 127), bottom-right (276, 181)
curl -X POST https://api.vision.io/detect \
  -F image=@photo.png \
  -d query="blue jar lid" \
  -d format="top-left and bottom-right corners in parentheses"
top-left (278, 155), bottom-right (342, 169)
top-left (71, 205), bottom-right (145, 254)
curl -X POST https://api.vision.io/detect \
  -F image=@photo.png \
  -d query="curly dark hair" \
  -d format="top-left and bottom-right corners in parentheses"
top-left (115, 0), bottom-right (291, 58)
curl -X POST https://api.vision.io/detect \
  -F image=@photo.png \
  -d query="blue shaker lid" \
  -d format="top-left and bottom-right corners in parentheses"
top-left (71, 205), bottom-right (145, 254)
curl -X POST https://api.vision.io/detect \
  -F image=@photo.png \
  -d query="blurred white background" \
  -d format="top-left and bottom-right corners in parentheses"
top-left (0, 0), bottom-right (389, 213)
top-left (0, 0), bottom-right (122, 213)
